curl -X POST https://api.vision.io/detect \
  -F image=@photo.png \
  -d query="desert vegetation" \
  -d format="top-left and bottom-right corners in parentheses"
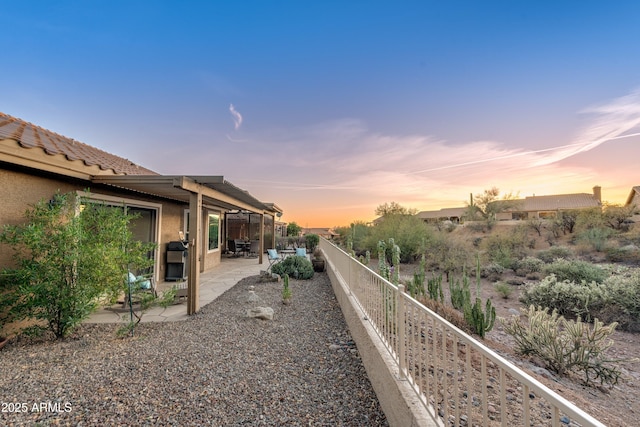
top-left (334, 195), bottom-right (640, 389)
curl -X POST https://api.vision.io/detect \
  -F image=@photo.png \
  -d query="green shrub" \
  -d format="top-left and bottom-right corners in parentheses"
top-left (578, 227), bottom-right (613, 252)
top-left (494, 282), bottom-right (513, 299)
top-left (513, 256), bottom-right (545, 276)
top-left (599, 272), bottom-right (640, 331)
top-left (271, 256), bottom-right (314, 279)
top-left (304, 234), bottom-right (319, 252)
top-left (536, 246), bottom-right (573, 263)
top-left (0, 192), bottom-right (155, 339)
top-left (483, 228), bottom-right (529, 269)
top-left (542, 259), bottom-right (607, 284)
top-left (480, 262), bottom-right (504, 280)
top-left (519, 275), bottom-right (606, 320)
top-left (501, 306), bottom-right (620, 387)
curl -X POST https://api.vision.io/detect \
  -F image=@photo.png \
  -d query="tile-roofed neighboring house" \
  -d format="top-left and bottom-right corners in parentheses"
top-left (522, 192), bottom-right (601, 211)
top-left (625, 186), bottom-right (640, 207)
top-left (0, 112), bottom-right (157, 177)
top-left (301, 227), bottom-right (339, 239)
top-left (417, 207), bottom-right (466, 223)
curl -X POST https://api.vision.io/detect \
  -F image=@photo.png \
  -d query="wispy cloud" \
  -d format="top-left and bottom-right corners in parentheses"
top-left (229, 103), bottom-right (243, 130)
top-left (194, 90), bottom-right (640, 219)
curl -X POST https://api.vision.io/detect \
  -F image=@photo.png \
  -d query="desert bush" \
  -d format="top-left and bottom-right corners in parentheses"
top-left (271, 256), bottom-right (314, 279)
top-left (599, 272), bottom-right (640, 331)
top-left (0, 192), bottom-right (155, 339)
top-left (542, 259), bottom-right (607, 284)
top-left (418, 297), bottom-right (472, 334)
top-left (519, 275), bottom-right (606, 320)
top-left (501, 305), bottom-right (620, 387)
top-left (605, 246), bottom-right (640, 265)
top-left (483, 227), bottom-right (529, 269)
top-left (424, 233), bottom-right (470, 280)
top-left (304, 234), bottom-right (319, 252)
top-left (536, 246), bottom-right (573, 263)
top-left (513, 256), bottom-right (545, 276)
top-left (578, 227), bottom-right (614, 252)
top-left (480, 262), bottom-right (504, 281)
top-left (494, 282), bottom-right (513, 299)
top-left (364, 214), bottom-right (431, 263)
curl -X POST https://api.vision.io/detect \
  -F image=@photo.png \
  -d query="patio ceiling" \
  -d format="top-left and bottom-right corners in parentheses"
top-left (92, 175), bottom-right (281, 215)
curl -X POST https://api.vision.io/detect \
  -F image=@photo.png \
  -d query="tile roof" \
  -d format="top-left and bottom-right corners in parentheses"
top-left (417, 207), bottom-right (466, 219)
top-left (521, 193), bottom-right (600, 211)
top-left (0, 112), bottom-right (157, 175)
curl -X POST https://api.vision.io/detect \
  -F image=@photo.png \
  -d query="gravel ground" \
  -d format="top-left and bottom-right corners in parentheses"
top-left (0, 272), bottom-right (388, 426)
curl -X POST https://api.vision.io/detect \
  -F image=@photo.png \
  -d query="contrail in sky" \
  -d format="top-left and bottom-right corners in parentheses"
top-left (229, 104), bottom-right (242, 130)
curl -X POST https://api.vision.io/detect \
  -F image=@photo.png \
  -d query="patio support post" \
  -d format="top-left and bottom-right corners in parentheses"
top-left (187, 190), bottom-right (202, 315)
top-left (258, 213), bottom-right (264, 264)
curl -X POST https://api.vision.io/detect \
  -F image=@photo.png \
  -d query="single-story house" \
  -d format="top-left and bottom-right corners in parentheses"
top-left (0, 112), bottom-right (282, 313)
top-left (495, 186), bottom-right (602, 220)
top-left (301, 227), bottom-right (339, 240)
top-left (417, 207), bottom-right (466, 223)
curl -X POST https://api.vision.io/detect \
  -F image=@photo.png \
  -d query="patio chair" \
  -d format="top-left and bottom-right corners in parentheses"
top-left (267, 249), bottom-right (281, 271)
top-left (295, 247), bottom-right (306, 257)
top-left (227, 239), bottom-right (243, 257)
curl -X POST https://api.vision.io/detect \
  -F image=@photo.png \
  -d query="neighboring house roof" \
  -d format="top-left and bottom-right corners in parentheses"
top-left (302, 227), bottom-right (338, 237)
top-left (625, 186), bottom-right (640, 206)
top-left (0, 112), bottom-right (157, 176)
top-left (520, 193), bottom-right (600, 211)
top-left (417, 207), bottom-right (466, 220)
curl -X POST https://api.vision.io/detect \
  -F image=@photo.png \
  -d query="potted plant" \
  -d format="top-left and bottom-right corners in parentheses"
top-left (312, 248), bottom-right (325, 272)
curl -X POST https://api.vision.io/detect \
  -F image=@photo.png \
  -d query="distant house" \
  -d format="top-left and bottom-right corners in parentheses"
top-left (417, 207), bottom-right (466, 223)
top-left (415, 186), bottom-right (603, 224)
top-left (496, 186), bottom-right (602, 220)
top-left (625, 186), bottom-right (640, 221)
top-left (0, 112), bottom-right (282, 313)
top-left (301, 227), bottom-right (338, 240)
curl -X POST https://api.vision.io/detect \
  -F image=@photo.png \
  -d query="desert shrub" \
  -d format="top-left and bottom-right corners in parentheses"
top-left (519, 275), bottom-right (606, 320)
top-left (419, 297), bottom-right (472, 334)
top-left (0, 192), bottom-right (155, 339)
top-left (501, 305), bottom-right (620, 387)
top-left (542, 259), bottom-right (607, 284)
top-left (271, 256), bottom-right (314, 279)
top-left (364, 214), bottom-right (431, 263)
top-left (304, 234), bottom-right (319, 252)
top-left (513, 256), bottom-right (545, 276)
top-left (578, 227), bottom-right (614, 252)
top-left (605, 246), bottom-right (640, 265)
top-left (599, 272), bottom-right (640, 331)
top-left (536, 246), bottom-right (573, 263)
top-left (480, 262), bottom-right (504, 280)
top-left (483, 227), bottom-right (529, 269)
top-left (494, 282), bottom-right (512, 299)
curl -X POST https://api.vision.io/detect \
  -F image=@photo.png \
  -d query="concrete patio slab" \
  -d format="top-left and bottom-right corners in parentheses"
top-left (86, 257), bottom-right (265, 324)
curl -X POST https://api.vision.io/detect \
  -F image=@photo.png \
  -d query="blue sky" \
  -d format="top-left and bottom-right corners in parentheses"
top-left (3, 1), bottom-right (640, 226)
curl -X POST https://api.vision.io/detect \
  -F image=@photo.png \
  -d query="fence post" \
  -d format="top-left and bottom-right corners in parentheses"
top-left (397, 284), bottom-right (406, 379)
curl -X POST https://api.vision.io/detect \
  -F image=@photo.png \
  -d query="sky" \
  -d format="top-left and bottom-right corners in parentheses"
top-left (3, 1), bottom-right (640, 227)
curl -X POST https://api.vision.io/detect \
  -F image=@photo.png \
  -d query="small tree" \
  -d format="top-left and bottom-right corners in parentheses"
top-left (286, 222), bottom-right (302, 237)
top-left (0, 192), bottom-right (155, 339)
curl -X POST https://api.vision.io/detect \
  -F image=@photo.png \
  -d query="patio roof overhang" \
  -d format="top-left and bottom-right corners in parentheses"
top-left (92, 174), bottom-right (281, 316)
top-left (92, 175), bottom-right (282, 216)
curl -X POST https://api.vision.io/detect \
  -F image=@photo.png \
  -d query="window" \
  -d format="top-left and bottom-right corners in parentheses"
top-left (208, 213), bottom-right (220, 250)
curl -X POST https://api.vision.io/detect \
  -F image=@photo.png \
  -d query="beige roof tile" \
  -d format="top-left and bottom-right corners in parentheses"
top-left (0, 112), bottom-right (158, 175)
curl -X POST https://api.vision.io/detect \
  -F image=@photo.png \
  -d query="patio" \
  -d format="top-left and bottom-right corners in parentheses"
top-left (86, 257), bottom-right (265, 324)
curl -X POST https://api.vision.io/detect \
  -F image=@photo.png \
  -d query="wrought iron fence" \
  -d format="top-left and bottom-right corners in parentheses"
top-left (320, 238), bottom-right (605, 427)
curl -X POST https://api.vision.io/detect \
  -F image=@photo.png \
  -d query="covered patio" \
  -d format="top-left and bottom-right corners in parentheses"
top-left (92, 175), bottom-right (283, 315)
top-left (87, 256), bottom-right (263, 323)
